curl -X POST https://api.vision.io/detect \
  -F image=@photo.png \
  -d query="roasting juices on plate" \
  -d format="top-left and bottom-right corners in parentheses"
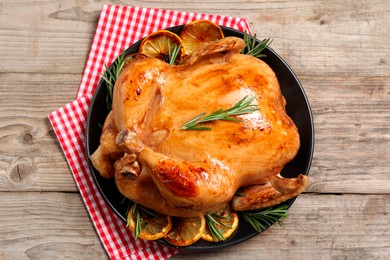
top-left (90, 20), bottom-right (308, 246)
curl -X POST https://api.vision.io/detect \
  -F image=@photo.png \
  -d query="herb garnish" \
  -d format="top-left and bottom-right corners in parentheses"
top-left (128, 203), bottom-right (141, 239)
top-left (241, 31), bottom-right (273, 58)
top-left (182, 95), bottom-right (259, 130)
top-left (206, 213), bottom-right (228, 242)
top-left (101, 50), bottom-right (131, 110)
top-left (167, 42), bottom-right (182, 65)
top-left (239, 204), bottom-right (289, 233)
top-left (127, 203), bottom-right (162, 239)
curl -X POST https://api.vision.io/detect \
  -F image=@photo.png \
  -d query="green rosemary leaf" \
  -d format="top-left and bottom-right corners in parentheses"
top-left (182, 95), bottom-right (259, 130)
top-left (239, 204), bottom-right (289, 233)
top-left (241, 31), bottom-right (273, 58)
top-left (241, 212), bottom-right (266, 231)
top-left (125, 200), bottom-right (134, 218)
top-left (219, 117), bottom-right (242, 122)
top-left (121, 196), bottom-right (128, 204)
top-left (101, 49), bottom-right (131, 111)
top-left (186, 125), bottom-right (213, 131)
top-left (206, 214), bottom-right (226, 242)
top-left (168, 42), bottom-right (182, 65)
top-left (129, 203), bottom-right (141, 239)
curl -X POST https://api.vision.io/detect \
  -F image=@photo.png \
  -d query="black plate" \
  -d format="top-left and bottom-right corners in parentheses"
top-left (86, 25), bottom-right (314, 252)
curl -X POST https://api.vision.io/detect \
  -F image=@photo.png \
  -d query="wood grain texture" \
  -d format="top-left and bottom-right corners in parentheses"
top-left (0, 73), bottom-right (79, 192)
top-left (0, 192), bottom-right (108, 259)
top-left (0, 0), bottom-right (389, 259)
top-left (1, 193), bottom-right (389, 259)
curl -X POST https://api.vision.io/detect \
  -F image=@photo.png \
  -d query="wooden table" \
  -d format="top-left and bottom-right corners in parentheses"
top-left (1, 0), bottom-right (389, 259)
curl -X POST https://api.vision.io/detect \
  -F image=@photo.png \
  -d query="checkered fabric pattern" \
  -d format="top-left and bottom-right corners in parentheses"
top-left (48, 5), bottom-right (251, 259)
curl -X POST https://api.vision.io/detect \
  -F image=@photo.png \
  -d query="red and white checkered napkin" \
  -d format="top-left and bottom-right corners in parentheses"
top-left (48, 5), bottom-right (251, 259)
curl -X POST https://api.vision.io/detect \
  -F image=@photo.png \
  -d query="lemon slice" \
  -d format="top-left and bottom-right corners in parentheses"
top-left (127, 204), bottom-right (172, 240)
top-left (139, 30), bottom-right (184, 64)
top-left (202, 207), bottom-right (239, 242)
top-left (164, 216), bottom-right (206, 246)
top-left (180, 20), bottom-right (224, 54)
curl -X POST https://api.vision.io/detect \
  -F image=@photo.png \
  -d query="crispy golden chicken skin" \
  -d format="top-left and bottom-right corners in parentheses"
top-left (90, 37), bottom-right (308, 217)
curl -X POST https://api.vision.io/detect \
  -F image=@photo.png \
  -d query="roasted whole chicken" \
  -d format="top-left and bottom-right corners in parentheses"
top-left (90, 36), bottom-right (308, 217)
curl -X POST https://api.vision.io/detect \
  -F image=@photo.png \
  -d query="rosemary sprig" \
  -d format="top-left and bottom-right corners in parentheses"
top-left (241, 31), bottom-right (273, 58)
top-left (239, 204), bottom-right (289, 233)
top-left (128, 203), bottom-right (142, 239)
top-left (182, 95), bottom-right (259, 130)
top-left (122, 196), bottom-right (134, 218)
top-left (167, 42), bottom-right (182, 65)
top-left (126, 203), bottom-right (164, 240)
top-left (101, 50), bottom-right (131, 111)
top-left (205, 213), bottom-right (232, 242)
